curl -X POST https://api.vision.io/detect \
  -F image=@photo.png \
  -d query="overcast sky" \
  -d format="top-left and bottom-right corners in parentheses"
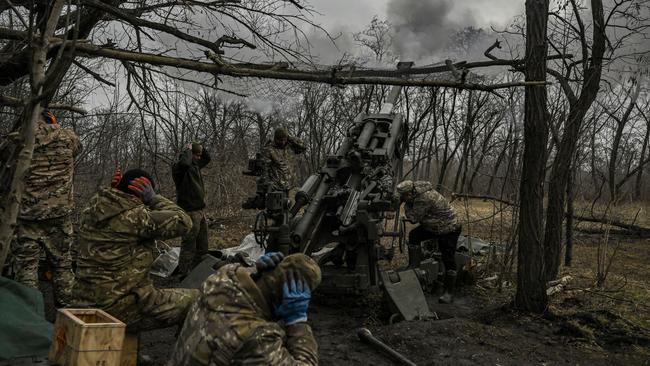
top-left (303, 0), bottom-right (525, 64)
top-left (314, 0), bottom-right (524, 31)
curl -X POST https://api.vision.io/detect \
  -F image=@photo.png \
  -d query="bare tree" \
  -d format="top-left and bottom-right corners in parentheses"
top-left (515, 0), bottom-right (550, 313)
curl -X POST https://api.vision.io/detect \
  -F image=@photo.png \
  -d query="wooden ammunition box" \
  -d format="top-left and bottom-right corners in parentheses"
top-left (48, 308), bottom-right (126, 366)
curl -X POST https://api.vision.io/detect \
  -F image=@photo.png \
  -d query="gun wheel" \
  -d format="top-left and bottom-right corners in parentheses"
top-left (253, 212), bottom-right (268, 248)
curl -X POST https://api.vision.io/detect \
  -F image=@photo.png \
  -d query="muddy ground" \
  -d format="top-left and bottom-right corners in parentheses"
top-left (38, 204), bottom-right (650, 366)
top-left (41, 279), bottom-right (648, 366)
top-left (41, 251), bottom-right (649, 366)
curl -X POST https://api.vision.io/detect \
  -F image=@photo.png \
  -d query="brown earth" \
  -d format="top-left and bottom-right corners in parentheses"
top-left (39, 201), bottom-right (650, 365)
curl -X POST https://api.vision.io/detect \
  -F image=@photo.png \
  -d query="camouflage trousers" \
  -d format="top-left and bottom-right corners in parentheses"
top-left (104, 285), bottom-right (199, 333)
top-left (12, 216), bottom-right (74, 306)
top-left (178, 210), bottom-right (208, 275)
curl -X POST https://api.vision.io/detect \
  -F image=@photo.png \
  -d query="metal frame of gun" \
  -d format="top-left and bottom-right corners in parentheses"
top-left (242, 111), bottom-right (408, 294)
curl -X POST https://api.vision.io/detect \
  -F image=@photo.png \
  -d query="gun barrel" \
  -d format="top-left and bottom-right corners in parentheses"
top-left (291, 177), bottom-right (331, 246)
top-left (356, 120), bottom-right (376, 149)
top-left (384, 114), bottom-right (404, 159)
top-left (291, 174), bottom-right (321, 216)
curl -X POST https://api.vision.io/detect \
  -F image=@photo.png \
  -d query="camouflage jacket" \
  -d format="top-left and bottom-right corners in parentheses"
top-left (20, 122), bottom-right (82, 220)
top-left (261, 136), bottom-right (306, 192)
top-left (404, 181), bottom-right (458, 234)
top-left (168, 264), bottom-right (318, 366)
top-left (72, 188), bottom-right (192, 308)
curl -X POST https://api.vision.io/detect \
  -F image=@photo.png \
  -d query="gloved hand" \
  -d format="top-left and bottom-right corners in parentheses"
top-left (128, 177), bottom-right (155, 204)
top-left (256, 252), bottom-right (284, 272)
top-left (274, 270), bottom-right (311, 325)
top-left (251, 252), bottom-right (284, 281)
top-left (111, 167), bottom-right (122, 188)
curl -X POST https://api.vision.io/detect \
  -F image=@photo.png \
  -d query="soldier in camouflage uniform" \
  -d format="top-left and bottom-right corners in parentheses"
top-left (396, 180), bottom-right (461, 304)
top-left (261, 127), bottom-right (306, 192)
top-left (168, 253), bottom-right (321, 366)
top-left (71, 169), bottom-right (198, 332)
top-left (11, 110), bottom-right (81, 307)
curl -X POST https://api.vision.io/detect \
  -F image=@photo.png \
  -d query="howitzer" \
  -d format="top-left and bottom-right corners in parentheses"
top-left (242, 62), bottom-right (460, 320)
top-left (244, 111), bottom-right (407, 293)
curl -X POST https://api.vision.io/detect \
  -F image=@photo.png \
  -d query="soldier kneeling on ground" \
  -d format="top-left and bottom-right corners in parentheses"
top-left (396, 180), bottom-right (462, 304)
top-left (168, 252), bottom-right (321, 366)
top-left (71, 168), bottom-right (198, 333)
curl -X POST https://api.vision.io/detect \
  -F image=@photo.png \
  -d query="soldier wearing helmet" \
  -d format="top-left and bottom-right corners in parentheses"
top-left (396, 180), bottom-right (461, 304)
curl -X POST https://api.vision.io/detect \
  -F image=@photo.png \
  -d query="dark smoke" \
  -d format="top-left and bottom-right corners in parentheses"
top-left (387, 0), bottom-right (480, 60)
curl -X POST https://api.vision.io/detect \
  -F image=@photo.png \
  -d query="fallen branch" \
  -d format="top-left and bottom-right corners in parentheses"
top-left (573, 215), bottom-right (650, 236)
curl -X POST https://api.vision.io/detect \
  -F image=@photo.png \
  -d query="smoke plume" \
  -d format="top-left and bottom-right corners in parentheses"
top-left (387, 0), bottom-right (480, 60)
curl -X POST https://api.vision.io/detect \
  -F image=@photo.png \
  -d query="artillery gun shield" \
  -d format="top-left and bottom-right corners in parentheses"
top-left (380, 269), bottom-right (434, 321)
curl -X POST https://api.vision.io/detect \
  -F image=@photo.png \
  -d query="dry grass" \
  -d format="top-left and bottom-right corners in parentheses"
top-left (451, 198), bottom-right (650, 349)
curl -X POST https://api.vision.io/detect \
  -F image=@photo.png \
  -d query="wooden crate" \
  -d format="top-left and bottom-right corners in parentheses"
top-left (48, 308), bottom-right (126, 366)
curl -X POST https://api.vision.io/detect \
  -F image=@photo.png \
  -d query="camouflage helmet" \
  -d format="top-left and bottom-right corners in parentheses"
top-left (396, 180), bottom-right (415, 196)
top-left (260, 253), bottom-right (322, 305)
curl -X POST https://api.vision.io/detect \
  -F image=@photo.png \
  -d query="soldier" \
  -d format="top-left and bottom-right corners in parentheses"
top-left (168, 253), bottom-right (321, 366)
top-left (12, 110), bottom-right (81, 307)
top-left (396, 180), bottom-right (462, 304)
top-left (173, 142), bottom-right (211, 276)
top-left (71, 169), bottom-right (198, 332)
top-left (261, 127), bottom-right (306, 192)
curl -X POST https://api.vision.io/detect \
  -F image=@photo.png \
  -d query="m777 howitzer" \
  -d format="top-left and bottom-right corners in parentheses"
top-left (245, 111), bottom-right (407, 291)
top-left (242, 111), bottom-right (439, 321)
top-left (238, 63), bottom-right (468, 321)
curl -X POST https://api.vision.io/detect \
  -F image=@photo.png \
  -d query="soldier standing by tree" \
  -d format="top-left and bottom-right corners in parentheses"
top-left (173, 142), bottom-right (211, 276)
top-left (11, 110), bottom-right (81, 307)
top-left (396, 180), bottom-right (462, 304)
top-left (262, 127), bottom-right (306, 193)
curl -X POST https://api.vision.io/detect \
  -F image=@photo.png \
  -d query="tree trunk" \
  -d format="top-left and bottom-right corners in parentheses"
top-left (634, 119), bottom-right (649, 200)
top-left (565, 160), bottom-right (575, 267)
top-left (609, 83), bottom-right (641, 201)
top-left (515, 0), bottom-right (550, 313)
top-left (542, 0), bottom-right (606, 282)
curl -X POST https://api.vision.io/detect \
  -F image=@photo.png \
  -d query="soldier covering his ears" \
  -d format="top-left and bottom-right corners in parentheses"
top-left (169, 253), bottom-right (321, 366)
top-left (71, 168), bottom-right (198, 332)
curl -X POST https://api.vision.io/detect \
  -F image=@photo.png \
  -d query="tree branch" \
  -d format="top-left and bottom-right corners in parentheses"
top-left (0, 95), bottom-right (88, 114)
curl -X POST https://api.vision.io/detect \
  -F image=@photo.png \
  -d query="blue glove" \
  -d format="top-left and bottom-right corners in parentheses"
top-left (255, 252), bottom-right (285, 272)
top-left (274, 270), bottom-right (311, 325)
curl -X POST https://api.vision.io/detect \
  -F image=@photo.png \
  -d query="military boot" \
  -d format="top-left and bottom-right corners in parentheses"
top-left (438, 270), bottom-right (456, 304)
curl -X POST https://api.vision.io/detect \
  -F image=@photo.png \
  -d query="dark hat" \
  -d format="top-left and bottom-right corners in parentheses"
top-left (191, 142), bottom-right (203, 154)
top-left (116, 168), bottom-right (155, 196)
